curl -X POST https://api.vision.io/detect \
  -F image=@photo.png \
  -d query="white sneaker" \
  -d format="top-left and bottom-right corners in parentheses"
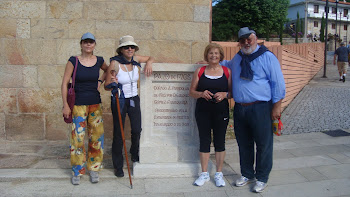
top-left (214, 172), bottom-right (225, 187)
top-left (234, 176), bottom-right (255, 187)
top-left (253, 181), bottom-right (267, 193)
top-left (193, 172), bottom-right (210, 186)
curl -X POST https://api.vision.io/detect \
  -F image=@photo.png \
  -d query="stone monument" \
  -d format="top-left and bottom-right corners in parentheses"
top-left (133, 63), bottom-right (215, 178)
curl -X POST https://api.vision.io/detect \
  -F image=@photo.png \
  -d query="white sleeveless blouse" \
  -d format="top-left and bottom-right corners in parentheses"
top-left (116, 64), bottom-right (139, 98)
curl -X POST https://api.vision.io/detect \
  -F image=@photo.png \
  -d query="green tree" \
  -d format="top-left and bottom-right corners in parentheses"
top-left (212, 0), bottom-right (290, 41)
top-left (320, 14), bottom-right (325, 42)
top-left (295, 12), bottom-right (300, 43)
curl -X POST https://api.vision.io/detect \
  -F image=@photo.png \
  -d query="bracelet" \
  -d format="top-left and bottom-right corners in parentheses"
top-left (98, 80), bottom-right (103, 83)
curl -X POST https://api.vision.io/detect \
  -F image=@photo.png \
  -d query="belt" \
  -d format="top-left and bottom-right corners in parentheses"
top-left (236, 101), bottom-right (262, 106)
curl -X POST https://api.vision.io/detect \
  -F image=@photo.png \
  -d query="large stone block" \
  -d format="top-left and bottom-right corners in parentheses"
top-left (102, 113), bottom-right (113, 139)
top-left (4, 39), bottom-right (57, 65)
top-left (0, 65), bottom-right (37, 88)
top-left (137, 40), bottom-right (192, 63)
top-left (18, 88), bottom-right (62, 113)
top-left (191, 41), bottom-right (210, 64)
top-left (0, 1), bottom-right (46, 18)
top-left (31, 19), bottom-right (69, 39)
top-left (38, 65), bottom-right (64, 88)
top-left (0, 113), bottom-right (4, 139)
top-left (56, 39), bottom-right (81, 65)
top-left (68, 19), bottom-right (96, 39)
top-left (96, 20), bottom-right (155, 40)
top-left (0, 19), bottom-right (16, 38)
top-left (194, 5), bottom-right (210, 22)
top-left (0, 65), bottom-right (25, 88)
top-left (0, 40), bottom-right (4, 65)
top-left (154, 21), bottom-right (209, 41)
top-left (155, 0), bottom-right (210, 6)
top-left (93, 39), bottom-right (116, 62)
top-left (84, 2), bottom-right (123, 20)
top-left (47, 1), bottom-right (83, 19)
top-left (6, 114), bottom-right (45, 140)
top-left (0, 88), bottom-right (17, 114)
top-left (23, 66), bottom-right (38, 88)
top-left (45, 113), bottom-right (70, 141)
top-left (123, 4), bottom-right (193, 22)
top-left (16, 19), bottom-right (30, 39)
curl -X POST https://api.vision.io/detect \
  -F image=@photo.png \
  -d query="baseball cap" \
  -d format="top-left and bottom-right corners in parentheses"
top-left (238, 27), bottom-right (256, 40)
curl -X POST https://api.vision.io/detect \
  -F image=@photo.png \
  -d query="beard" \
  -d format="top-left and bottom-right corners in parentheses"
top-left (241, 45), bottom-right (254, 55)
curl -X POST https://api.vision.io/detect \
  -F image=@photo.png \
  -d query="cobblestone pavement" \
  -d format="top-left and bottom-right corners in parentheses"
top-left (281, 52), bottom-right (350, 135)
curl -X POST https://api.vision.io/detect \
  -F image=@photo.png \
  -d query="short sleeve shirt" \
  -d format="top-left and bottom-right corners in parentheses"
top-left (335, 47), bottom-right (350, 62)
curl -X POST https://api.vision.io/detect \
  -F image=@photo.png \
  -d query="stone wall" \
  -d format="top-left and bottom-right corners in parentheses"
top-left (0, 0), bottom-right (211, 141)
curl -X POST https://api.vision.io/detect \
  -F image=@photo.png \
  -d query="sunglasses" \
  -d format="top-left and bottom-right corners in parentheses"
top-left (239, 38), bottom-right (253, 44)
top-left (122, 45), bottom-right (136, 50)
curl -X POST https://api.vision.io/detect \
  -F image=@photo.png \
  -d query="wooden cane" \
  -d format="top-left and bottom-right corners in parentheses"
top-left (115, 92), bottom-right (133, 189)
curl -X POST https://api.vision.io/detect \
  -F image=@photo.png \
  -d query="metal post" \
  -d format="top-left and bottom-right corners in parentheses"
top-left (340, 11), bottom-right (342, 42)
top-left (335, 0), bottom-right (339, 50)
top-left (304, 1), bottom-right (308, 41)
top-left (347, 15), bottom-right (349, 44)
top-left (323, 0), bottom-right (329, 78)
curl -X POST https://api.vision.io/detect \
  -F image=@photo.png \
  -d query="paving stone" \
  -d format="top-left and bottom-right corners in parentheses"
top-left (286, 144), bottom-right (350, 157)
top-left (273, 155), bottom-right (339, 170)
top-left (314, 164), bottom-right (350, 179)
top-left (296, 167), bottom-right (328, 181)
top-left (262, 179), bottom-right (350, 197)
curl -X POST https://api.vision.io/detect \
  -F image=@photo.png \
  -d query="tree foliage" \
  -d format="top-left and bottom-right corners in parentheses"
top-left (295, 12), bottom-right (299, 43)
top-left (212, 0), bottom-right (290, 41)
top-left (320, 14), bottom-right (325, 42)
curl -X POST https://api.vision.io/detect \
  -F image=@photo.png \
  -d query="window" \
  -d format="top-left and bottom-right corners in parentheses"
top-left (332, 23), bottom-right (336, 29)
top-left (314, 21), bottom-right (319, 27)
top-left (344, 9), bottom-right (348, 17)
top-left (332, 7), bottom-right (337, 14)
top-left (345, 25), bottom-right (348, 31)
top-left (314, 5), bottom-right (319, 13)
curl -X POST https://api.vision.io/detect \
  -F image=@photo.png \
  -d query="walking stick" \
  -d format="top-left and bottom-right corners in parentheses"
top-left (114, 91), bottom-right (133, 189)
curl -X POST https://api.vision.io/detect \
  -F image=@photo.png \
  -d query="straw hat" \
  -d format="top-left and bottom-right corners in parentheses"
top-left (116, 35), bottom-right (139, 54)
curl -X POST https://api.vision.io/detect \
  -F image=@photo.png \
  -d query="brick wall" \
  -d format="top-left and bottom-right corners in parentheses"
top-left (0, 0), bottom-right (212, 141)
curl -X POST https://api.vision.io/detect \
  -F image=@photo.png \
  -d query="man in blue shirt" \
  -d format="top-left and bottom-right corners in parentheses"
top-left (220, 27), bottom-right (286, 193)
top-left (334, 42), bottom-right (350, 82)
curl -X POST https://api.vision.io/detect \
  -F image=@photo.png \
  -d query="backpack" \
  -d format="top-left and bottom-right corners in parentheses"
top-left (198, 66), bottom-right (229, 79)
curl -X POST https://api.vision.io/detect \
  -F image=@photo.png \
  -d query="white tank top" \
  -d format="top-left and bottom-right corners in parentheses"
top-left (116, 64), bottom-right (139, 98)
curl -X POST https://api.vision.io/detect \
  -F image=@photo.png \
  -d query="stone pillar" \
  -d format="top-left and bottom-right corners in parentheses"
top-left (133, 63), bottom-right (215, 178)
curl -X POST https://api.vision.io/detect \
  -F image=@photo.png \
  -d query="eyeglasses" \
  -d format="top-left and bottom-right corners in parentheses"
top-left (239, 38), bottom-right (253, 45)
top-left (122, 45), bottom-right (136, 50)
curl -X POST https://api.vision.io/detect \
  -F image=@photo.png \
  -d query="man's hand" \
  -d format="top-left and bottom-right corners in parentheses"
top-left (271, 100), bottom-right (282, 120)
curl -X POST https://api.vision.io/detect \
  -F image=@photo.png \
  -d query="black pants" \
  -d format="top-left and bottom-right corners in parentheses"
top-left (195, 99), bottom-right (229, 153)
top-left (111, 95), bottom-right (142, 170)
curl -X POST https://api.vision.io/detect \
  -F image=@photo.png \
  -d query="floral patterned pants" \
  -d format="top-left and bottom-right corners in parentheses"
top-left (70, 104), bottom-right (104, 176)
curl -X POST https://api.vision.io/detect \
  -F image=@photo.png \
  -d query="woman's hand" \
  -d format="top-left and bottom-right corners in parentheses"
top-left (201, 90), bottom-right (214, 101)
top-left (213, 92), bottom-right (227, 103)
top-left (144, 62), bottom-right (153, 77)
top-left (111, 74), bottom-right (118, 84)
top-left (62, 105), bottom-right (71, 119)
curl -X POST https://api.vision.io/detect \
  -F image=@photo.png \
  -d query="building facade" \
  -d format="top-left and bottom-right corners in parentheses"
top-left (288, 0), bottom-right (350, 43)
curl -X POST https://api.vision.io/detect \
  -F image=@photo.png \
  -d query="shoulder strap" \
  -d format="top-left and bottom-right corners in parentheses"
top-left (71, 56), bottom-right (78, 88)
top-left (222, 66), bottom-right (229, 79)
top-left (198, 66), bottom-right (206, 78)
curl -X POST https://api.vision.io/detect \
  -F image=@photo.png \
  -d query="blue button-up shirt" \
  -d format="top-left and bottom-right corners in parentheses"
top-left (220, 45), bottom-right (286, 104)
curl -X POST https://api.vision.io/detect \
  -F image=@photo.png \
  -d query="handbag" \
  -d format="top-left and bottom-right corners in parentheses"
top-left (64, 56), bottom-right (78, 123)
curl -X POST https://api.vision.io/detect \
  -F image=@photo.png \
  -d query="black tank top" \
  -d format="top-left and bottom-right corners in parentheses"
top-left (196, 70), bottom-right (229, 111)
top-left (69, 56), bottom-right (104, 105)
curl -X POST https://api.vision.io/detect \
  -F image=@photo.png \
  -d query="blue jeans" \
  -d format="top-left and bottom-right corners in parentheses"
top-left (233, 101), bottom-right (273, 183)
